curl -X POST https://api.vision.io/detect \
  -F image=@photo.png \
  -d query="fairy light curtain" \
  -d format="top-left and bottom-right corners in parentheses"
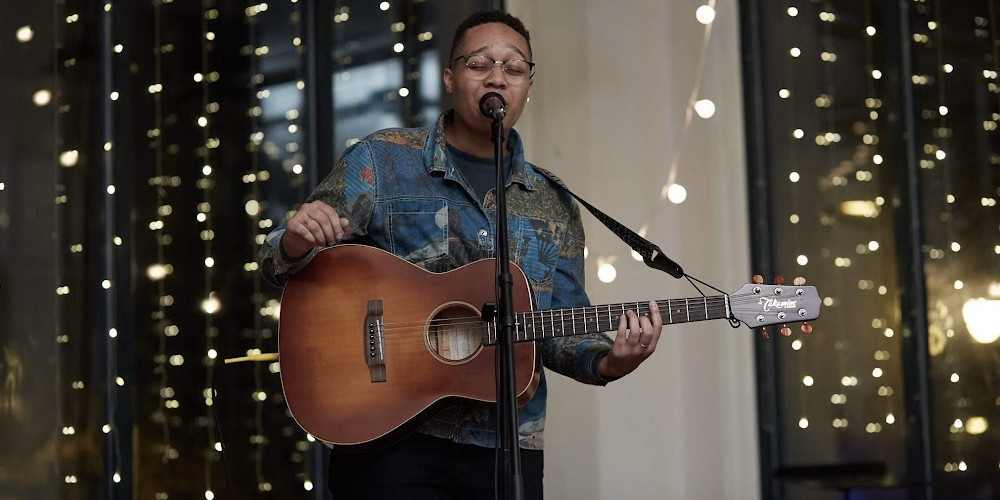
top-left (742, 0), bottom-right (1000, 498)
top-left (0, 0), bottom-right (491, 498)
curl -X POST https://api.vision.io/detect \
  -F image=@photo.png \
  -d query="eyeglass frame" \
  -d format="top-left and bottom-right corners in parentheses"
top-left (449, 54), bottom-right (536, 81)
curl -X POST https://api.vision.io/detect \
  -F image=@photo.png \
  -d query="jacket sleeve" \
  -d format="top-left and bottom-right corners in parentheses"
top-left (257, 141), bottom-right (377, 288)
top-left (536, 198), bottom-right (615, 386)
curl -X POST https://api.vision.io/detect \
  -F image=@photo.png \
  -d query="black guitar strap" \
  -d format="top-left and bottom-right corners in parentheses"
top-left (531, 166), bottom-right (685, 279)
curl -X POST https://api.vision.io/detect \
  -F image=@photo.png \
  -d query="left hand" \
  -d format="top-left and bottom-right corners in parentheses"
top-left (598, 300), bottom-right (662, 379)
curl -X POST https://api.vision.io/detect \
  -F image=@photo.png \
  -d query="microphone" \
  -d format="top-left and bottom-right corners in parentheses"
top-left (479, 92), bottom-right (506, 121)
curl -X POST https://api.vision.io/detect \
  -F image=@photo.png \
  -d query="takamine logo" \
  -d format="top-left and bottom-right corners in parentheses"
top-left (759, 297), bottom-right (797, 311)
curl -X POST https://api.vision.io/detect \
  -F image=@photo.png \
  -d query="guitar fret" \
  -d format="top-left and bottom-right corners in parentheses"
top-left (685, 298), bottom-right (690, 322)
top-left (560, 309), bottom-right (565, 337)
top-left (667, 299), bottom-right (673, 324)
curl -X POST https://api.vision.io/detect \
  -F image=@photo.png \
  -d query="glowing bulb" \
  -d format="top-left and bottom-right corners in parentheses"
top-left (33, 89), bottom-right (52, 106)
top-left (694, 99), bottom-right (716, 118)
top-left (597, 263), bottom-right (617, 283)
top-left (202, 293), bottom-right (221, 314)
top-left (966, 417), bottom-right (988, 435)
top-left (695, 5), bottom-right (716, 24)
top-left (59, 150), bottom-right (79, 167)
top-left (664, 183), bottom-right (687, 204)
top-left (963, 299), bottom-right (1000, 343)
top-left (16, 26), bottom-right (34, 42)
top-left (147, 264), bottom-right (169, 280)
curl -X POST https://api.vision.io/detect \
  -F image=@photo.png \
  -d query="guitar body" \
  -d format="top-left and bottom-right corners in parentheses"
top-left (278, 244), bottom-right (538, 449)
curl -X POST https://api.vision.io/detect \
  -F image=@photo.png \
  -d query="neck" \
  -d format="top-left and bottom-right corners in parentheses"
top-left (444, 120), bottom-right (507, 158)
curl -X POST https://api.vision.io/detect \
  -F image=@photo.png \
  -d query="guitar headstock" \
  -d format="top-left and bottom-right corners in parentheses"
top-left (730, 275), bottom-right (821, 339)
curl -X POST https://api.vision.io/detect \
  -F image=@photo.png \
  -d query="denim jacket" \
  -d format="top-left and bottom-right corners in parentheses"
top-left (258, 111), bottom-right (614, 450)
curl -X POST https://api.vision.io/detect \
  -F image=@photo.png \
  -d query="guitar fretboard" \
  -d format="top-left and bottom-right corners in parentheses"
top-left (484, 295), bottom-right (730, 345)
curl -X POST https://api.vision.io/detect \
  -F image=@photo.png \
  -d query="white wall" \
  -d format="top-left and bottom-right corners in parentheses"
top-left (505, 1), bottom-right (759, 498)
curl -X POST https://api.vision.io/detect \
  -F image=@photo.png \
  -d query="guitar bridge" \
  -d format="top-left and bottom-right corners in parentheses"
top-left (365, 300), bottom-right (386, 382)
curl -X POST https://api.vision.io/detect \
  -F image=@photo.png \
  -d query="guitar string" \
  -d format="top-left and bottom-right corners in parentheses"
top-left (365, 292), bottom-right (809, 343)
top-left (371, 291), bottom-right (807, 336)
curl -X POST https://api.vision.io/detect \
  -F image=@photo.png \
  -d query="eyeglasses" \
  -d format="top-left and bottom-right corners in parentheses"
top-left (450, 54), bottom-right (535, 84)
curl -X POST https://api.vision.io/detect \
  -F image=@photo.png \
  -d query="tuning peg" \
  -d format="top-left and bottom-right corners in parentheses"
top-left (800, 323), bottom-right (813, 334)
top-left (774, 275), bottom-right (785, 285)
top-left (752, 274), bottom-right (764, 284)
top-left (780, 325), bottom-right (792, 337)
top-left (793, 276), bottom-right (806, 286)
top-left (760, 328), bottom-right (770, 340)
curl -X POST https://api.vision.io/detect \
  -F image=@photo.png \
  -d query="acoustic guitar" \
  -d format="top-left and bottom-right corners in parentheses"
top-left (277, 244), bottom-right (821, 449)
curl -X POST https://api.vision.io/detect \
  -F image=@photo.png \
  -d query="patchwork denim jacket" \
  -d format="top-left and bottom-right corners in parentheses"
top-left (258, 111), bottom-right (614, 450)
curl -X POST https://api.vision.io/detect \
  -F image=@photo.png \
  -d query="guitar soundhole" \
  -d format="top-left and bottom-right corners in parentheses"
top-left (425, 302), bottom-right (484, 364)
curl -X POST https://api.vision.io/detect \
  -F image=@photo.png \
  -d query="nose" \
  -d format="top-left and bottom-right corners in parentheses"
top-left (483, 63), bottom-right (508, 87)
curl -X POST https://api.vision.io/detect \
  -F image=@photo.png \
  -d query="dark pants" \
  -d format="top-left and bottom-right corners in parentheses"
top-left (329, 433), bottom-right (544, 500)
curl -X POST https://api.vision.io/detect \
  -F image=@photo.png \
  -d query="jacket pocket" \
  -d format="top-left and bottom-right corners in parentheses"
top-left (387, 199), bottom-right (449, 264)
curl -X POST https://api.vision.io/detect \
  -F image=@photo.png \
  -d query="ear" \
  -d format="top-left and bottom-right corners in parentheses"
top-left (443, 67), bottom-right (454, 94)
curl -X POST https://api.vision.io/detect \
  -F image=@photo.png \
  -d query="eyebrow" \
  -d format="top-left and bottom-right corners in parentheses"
top-left (468, 44), bottom-right (530, 61)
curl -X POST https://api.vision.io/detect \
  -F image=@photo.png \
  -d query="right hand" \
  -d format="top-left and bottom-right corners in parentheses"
top-left (281, 201), bottom-right (350, 259)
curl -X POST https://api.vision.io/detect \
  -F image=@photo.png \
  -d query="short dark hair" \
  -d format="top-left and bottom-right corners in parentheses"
top-left (449, 10), bottom-right (532, 61)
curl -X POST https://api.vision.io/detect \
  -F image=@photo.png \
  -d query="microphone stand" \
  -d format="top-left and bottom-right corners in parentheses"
top-left (490, 115), bottom-right (524, 500)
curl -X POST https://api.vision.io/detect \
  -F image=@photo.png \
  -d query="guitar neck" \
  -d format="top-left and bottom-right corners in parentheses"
top-left (484, 295), bottom-right (730, 345)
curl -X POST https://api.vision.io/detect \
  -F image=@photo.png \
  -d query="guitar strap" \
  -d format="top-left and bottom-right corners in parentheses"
top-left (531, 166), bottom-right (685, 279)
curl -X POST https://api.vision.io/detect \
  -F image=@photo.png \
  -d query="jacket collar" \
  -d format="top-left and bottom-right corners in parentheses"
top-left (423, 110), bottom-right (535, 191)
